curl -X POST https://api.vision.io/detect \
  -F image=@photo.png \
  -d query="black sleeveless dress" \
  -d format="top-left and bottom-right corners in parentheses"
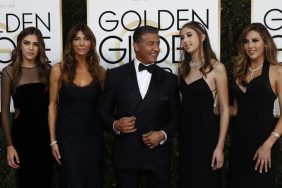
top-left (56, 81), bottom-right (104, 188)
top-left (12, 83), bottom-right (52, 188)
top-left (228, 62), bottom-right (279, 188)
top-left (179, 78), bottom-right (221, 188)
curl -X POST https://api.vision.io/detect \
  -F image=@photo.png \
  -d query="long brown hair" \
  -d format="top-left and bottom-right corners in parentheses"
top-left (61, 23), bottom-right (103, 84)
top-left (178, 21), bottom-right (217, 79)
top-left (9, 27), bottom-right (50, 94)
top-left (234, 22), bottom-right (279, 85)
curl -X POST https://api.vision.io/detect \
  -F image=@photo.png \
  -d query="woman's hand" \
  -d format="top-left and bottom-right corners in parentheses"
top-left (7, 146), bottom-right (20, 169)
top-left (211, 147), bottom-right (224, 170)
top-left (253, 143), bottom-right (272, 173)
top-left (51, 143), bottom-right (61, 165)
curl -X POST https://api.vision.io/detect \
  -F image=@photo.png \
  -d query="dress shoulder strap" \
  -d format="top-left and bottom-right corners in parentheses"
top-left (262, 60), bottom-right (270, 76)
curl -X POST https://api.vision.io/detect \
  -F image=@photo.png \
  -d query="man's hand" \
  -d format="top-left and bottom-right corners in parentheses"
top-left (142, 131), bottom-right (165, 149)
top-left (114, 116), bottom-right (137, 134)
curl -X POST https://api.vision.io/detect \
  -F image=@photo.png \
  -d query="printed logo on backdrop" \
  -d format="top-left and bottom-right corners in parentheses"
top-left (264, 9), bottom-right (282, 53)
top-left (87, 0), bottom-right (220, 73)
top-left (252, 0), bottom-right (282, 62)
top-left (0, 0), bottom-right (62, 70)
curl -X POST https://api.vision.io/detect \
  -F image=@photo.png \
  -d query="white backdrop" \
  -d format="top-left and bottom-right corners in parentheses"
top-left (87, 0), bottom-right (221, 74)
top-left (0, 0), bottom-right (63, 69)
top-left (252, 0), bottom-right (282, 117)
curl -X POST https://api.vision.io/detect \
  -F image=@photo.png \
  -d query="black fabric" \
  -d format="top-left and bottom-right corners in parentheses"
top-left (179, 78), bottom-right (221, 188)
top-left (57, 81), bottom-right (104, 188)
top-left (228, 62), bottom-right (279, 188)
top-left (116, 168), bottom-right (170, 188)
top-left (98, 61), bottom-right (180, 187)
top-left (1, 66), bottom-right (52, 188)
top-left (99, 61), bottom-right (180, 169)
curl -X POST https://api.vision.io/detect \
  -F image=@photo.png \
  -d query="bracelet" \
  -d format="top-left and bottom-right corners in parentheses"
top-left (271, 131), bottom-right (280, 139)
top-left (50, 140), bottom-right (58, 146)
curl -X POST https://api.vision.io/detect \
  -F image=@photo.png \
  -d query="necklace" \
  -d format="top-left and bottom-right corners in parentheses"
top-left (248, 64), bottom-right (263, 79)
top-left (189, 61), bottom-right (203, 68)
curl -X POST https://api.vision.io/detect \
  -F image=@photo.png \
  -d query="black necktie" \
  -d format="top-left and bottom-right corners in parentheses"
top-left (138, 63), bottom-right (154, 73)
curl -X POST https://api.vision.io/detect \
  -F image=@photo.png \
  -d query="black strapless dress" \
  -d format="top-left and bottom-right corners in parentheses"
top-left (179, 78), bottom-right (221, 188)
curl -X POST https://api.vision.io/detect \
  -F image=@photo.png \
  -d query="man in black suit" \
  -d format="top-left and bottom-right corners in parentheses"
top-left (98, 25), bottom-right (180, 188)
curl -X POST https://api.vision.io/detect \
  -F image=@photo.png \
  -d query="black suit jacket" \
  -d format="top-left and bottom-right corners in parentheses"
top-left (99, 61), bottom-right (180, 169)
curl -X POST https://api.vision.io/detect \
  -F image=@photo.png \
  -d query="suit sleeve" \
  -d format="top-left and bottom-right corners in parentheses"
top-left (98, 69), bottom-right (116, 132)
top-left (162, 75), bottom-right (180, 142)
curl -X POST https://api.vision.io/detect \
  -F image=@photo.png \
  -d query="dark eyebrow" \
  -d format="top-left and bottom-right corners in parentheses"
top-left (182, 31), bottom-right (192, 35)
top-left (23, 40), bottom-right (38, 43)
top-left (245, 36), bottom-right (260, 40)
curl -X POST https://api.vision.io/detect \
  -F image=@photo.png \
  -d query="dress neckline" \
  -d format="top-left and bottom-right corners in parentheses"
top-left (71, 80), bottom-right (95, 88)
top-left (21, 65), bottom-right (38, 69)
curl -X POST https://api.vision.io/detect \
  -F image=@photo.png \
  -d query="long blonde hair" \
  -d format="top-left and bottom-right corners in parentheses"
top-left (234, 23), bottom-right (279, 85)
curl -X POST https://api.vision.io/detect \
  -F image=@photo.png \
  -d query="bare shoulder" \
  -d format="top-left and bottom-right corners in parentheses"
top-left (270, 64), bottom-right (282, 77)
top-left (51, 63), bottom-right (61, 72)
top-left (50, 63), bottom-right (62, 80)
top-left (211, 60), bottom-right (226, 73)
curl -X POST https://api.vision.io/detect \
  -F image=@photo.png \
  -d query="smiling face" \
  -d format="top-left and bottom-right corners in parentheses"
top-left (180, 27), bottom-right (205, 57)
top-left (133, 33), bottom-right (160, 64)
top-left (243, 30), bottom-right (265, 62)
top-left (72, 30), bottom-right (91, 57)
top-left (20, 34), bottom-right (39, 63)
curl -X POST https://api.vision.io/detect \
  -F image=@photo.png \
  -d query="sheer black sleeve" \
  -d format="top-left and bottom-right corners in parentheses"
top-left (1, 67), bottom-right (13, 146)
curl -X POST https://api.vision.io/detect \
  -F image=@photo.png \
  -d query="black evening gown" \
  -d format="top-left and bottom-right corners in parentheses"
top-left (12, 83), bottom-right (53, 188)
top-left (228, 62), bottom-right (279, 188)
top-left (57, 81), bottom-right (104, 188)
top-left (179, 78), bottom-right (221, 188)
top-left (1, 66), bottom-right (53, 188)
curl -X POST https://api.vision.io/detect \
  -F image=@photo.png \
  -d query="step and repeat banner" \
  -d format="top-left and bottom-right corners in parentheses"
top-left (87, 0), bottom-right (221, 74)
top-left (0, 0), bottom-right (280, 115)
top-left (252, 0), bottom-right (282, 117)
top-left (0, 0), bottom-right (63, 70)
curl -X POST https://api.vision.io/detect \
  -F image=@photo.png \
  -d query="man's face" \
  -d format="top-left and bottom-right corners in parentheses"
top-left (133, 33), bottom-right (160, 64)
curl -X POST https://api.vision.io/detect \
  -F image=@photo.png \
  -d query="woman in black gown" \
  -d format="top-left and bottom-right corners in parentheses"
top-left (228, 23), bottom-right (282, 188)
top-left (48, 24), bottom-right (105, 188)
top-left (1, 27), bottom-right (52, 188)
top-left (178, 21), bottom-right (229, 188)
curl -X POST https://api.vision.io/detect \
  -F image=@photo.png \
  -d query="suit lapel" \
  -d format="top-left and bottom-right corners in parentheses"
top-left (126, 62), bottom-right (143, 105)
